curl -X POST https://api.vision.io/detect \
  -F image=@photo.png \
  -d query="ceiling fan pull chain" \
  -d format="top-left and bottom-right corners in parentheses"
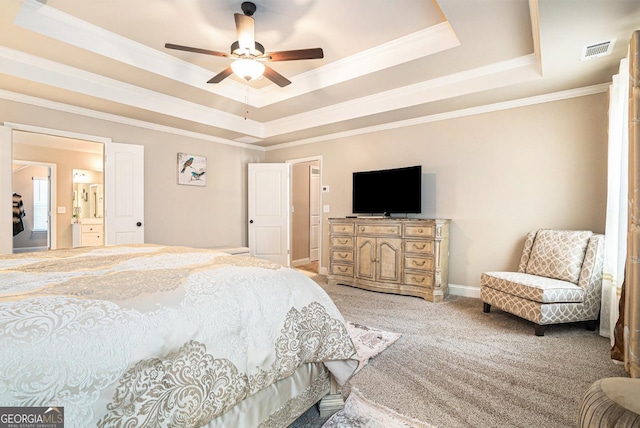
top-left (244, 89), bottom-right (249, 120)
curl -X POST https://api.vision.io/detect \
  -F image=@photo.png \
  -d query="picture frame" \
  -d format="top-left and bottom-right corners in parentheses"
top-left (177, 153), bottom-right (206, 186)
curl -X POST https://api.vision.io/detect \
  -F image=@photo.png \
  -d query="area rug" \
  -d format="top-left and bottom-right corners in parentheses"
top-left (320, 323), bottom-right (431, 428)
top-left (347, 321), bottom-right (401, 374)
top-left (321, 387), bottom-right (436, 428)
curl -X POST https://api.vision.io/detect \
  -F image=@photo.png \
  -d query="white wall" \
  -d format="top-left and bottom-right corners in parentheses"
top-left (265, 94), bottom-right (609, 288)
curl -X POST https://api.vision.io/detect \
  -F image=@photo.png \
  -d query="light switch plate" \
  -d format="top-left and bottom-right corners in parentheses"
top-left (323, 205), bottom-right (330, 213)
top-left (57, 206), bottom-right (66, 214)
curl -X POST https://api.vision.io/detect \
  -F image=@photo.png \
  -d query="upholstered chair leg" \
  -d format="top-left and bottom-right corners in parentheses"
top-left (483, 302), bottom-right (491, 313)
top-left (534, 324), bottom-right (546, 336)
top-left (585, 320), bottom-right (597, 331)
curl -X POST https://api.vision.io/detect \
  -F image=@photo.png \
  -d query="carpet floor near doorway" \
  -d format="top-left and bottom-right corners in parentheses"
top-left (292, 273), bottom-right (628, 428)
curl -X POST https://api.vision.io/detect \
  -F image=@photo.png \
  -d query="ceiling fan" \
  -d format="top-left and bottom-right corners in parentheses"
top-left (165, 2), bottom-right (324, 87)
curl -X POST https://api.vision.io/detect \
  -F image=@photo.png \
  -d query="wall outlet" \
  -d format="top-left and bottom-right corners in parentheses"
top-left (57, 206), bottom-right (66, 214)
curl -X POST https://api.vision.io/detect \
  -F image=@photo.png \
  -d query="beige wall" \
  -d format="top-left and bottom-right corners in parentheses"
top-left (1, 94), bottom-right (608, 287)
top-left (266, 94), bottom-right (609, 288)
top-left (1, 98), bottom-right (265, 250)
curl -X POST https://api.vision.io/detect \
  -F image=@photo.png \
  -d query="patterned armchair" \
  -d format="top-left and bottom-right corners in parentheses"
top-left (480, 229), bottom-right (605, 336)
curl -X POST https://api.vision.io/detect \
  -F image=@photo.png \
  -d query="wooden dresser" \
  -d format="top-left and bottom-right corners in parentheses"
top-left (328, 218), bottom-right (450, 302)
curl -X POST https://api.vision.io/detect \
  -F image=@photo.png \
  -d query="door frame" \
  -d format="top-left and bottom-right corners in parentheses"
top-left (12, 159), bottom-right (58, 250)
top-left (1, 122), bottom-right (110, 254)
top-left (287, 156), bottom-right (323, 274)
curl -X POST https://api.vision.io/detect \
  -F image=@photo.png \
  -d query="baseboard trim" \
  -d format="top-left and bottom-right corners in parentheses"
top-left (449, 283), bottom-right (480, 299)
top-left (292, 258), bottom-right (311, 267)
top-left (12, 246), bottom-right (48, 253)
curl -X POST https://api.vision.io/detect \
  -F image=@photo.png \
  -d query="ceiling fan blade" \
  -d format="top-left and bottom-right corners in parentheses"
top-left (267, 48), bottom-right (324, 62)
top-left (207, 66), bottom-right (233, 84)
top-left (263, 64), bottom-right (291, 87)
top-left (165, 43), bottom-right (229, 58)
top-left (234, 13), bottom-right (255, 52)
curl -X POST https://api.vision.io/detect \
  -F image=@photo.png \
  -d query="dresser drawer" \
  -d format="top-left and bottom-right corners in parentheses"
top-left (331, 236), bottom-right (354, 247)
top-left (331, 223), bottom-right (355, 234)
top-left (356, 224), bottom-right (401, 236)
top-left (331, 250), bottom-right (354, 263)
top-left (404, 272), bottom-right (434, 287)
top-left (404, 224), bottom-right (434, 238)
top-left (404, 256), bottom-right (433, 272)
top-left (331, 264), bottom-right (354, 276)
top-left (405, 240), bottom-right (434, 255)
top-left (81, 224), bottom-right (103, 233)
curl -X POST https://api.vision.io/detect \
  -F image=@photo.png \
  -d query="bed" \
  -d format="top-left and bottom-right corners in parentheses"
top-left (0, 244), bottom-right (358, 427)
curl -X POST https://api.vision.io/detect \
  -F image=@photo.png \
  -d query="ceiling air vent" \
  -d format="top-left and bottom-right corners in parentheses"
top-left (581, 38), bottom-right (616, 61)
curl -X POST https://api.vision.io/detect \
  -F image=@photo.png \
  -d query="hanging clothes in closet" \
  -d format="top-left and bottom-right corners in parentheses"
top-left (13, 193), bottom-right (25, 236)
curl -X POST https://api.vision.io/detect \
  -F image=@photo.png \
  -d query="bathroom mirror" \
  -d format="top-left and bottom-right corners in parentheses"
top-left (72, 169), bottom-right (103, 220)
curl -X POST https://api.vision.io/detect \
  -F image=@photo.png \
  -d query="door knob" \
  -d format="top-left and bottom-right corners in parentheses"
top-left (249, 220), bottom-right (254, 224)
top-left (136, 222), bottom-right (142, 227)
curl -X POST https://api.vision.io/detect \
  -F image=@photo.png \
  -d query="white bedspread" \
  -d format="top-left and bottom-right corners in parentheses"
top-left (0, 245), bottom-right (357, 427)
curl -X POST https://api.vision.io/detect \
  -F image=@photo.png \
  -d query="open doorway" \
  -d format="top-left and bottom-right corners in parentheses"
top-left (290, 158), bottom-right (321, 274)
top-left (12, 130), bottom-right (104, 251)
top-left (12, 162), bottom-right (54, 253)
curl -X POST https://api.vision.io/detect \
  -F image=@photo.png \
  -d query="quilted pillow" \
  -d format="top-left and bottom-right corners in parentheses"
top-left (525, 229), bottom-right (593, 284)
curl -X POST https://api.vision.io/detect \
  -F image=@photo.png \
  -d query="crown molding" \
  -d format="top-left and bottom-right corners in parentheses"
top-left (0, 83), bottom-right (608, 154)
top-left (265, 83), bottom-right (609, 151)
top-left (264, 54), bottom-right (541, 137)
top-left (0, 90), bottom-right (264, 151)
top-left (0, 46), bottom-right (264, 137)
top-left (14, 0), bottom-right (246, 102)
top-left (252, 22), bottom-right (461, 107)
top-left (0, 42), bottom-right (543, 140)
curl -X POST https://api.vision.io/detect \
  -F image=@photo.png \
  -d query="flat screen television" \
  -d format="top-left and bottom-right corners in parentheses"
top-left (352, 165), bottom-right (422, 216)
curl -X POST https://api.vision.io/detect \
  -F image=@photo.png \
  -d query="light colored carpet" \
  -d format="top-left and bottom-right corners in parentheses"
top-left (291, 274), bottom-right (629, 428)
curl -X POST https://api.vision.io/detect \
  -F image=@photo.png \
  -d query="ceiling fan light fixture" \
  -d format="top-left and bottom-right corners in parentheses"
top-left (231, 58), bottom-right (265, 81)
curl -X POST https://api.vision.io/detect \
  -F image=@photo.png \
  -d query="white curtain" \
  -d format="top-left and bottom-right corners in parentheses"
top-left (600, 57), bottom-right (629, 339)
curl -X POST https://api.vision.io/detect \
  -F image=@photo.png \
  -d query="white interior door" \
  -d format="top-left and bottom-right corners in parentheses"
top-left (105, 142), bottom-right (144, 244)
top-left (309, 166), bottom-right (320, 262)
top-left (248, 163), bottom-right (290, 266)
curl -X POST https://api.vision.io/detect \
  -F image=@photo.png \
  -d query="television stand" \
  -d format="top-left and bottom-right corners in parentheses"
top-left (328, 218), bottom-right (450, 302)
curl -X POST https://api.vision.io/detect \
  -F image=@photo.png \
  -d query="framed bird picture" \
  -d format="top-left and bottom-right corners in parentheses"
top-left (177, 153), bottom-right (207, 186)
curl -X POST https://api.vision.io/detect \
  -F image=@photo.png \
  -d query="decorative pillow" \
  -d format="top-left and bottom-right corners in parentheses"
top-left (525, 229), bottom-right (593, 284)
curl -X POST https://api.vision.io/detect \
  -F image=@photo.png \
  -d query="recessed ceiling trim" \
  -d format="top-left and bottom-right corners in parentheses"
top-left (264, 54), bottom-right (541, 137)
top-left (14, 0), bottom-right (247, 102)
top-left (14, 0), bottom-right (460, 109)
top-left (0, 91), bottom-right (265, 151)
top-left (0, 44), bottom-right (540, 141)
top-left (1, 83), bottom-right (608, 154)
top-left (265, 83), bottom-right (610, 151)
top-left (252, 22), bottom-right (461, 108)
top-left (0, 46), bottom-right (265, 138)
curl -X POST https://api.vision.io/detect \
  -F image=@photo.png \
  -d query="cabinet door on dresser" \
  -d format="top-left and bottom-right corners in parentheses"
top-left (377, 237), bottom-right (402, 283)
top-left (355, 236), bottom-right (401, 284)
top-left (355, 237), bottom-right (376, 280)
